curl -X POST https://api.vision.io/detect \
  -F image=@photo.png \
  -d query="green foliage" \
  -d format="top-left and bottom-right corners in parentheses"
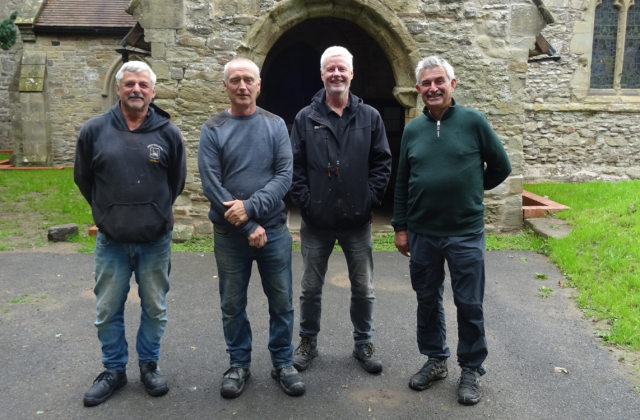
top-left (485, 229), bottom-right (548, 252)
top-left (0, 12), bottom-right (18, 51)
top-left (535, 272), bottom-right (548, 280)
top-left (538, 286), bottom-right (553, 298)
top-left (526, 181), bottom-right (640, 349)
top-left (171, 236), bottom-right (213, 253)
top-left (0, 153), bottom-right (11, 161)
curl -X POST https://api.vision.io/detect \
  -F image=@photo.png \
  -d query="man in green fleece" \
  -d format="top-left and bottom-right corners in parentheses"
top-left (392, 56), bottom-right (511, 405)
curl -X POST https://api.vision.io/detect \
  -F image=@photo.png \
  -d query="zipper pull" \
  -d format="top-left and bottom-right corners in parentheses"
top-left (336, 160), bottom-right (339, 174)
top-left (437, 120), bottom-right (440, 138)
top-left (328, 162), bottom-right (331, 178)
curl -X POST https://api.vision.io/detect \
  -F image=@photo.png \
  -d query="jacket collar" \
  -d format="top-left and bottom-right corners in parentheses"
top-left (423, 97), bottom-right (457, 122)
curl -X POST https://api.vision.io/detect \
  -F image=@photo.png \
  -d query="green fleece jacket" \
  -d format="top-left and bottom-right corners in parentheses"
top-left (391, 99), bottom-right (511, 237)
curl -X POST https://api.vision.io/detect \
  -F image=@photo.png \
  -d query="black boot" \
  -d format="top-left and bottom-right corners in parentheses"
top-left (293, 336), bottom-right (318, 371)
top-left (140, 362), bottom-right (169, 397)
top-left (83, 370), bottom-right (127, 407)
top-left (353, 343), bottom-right (383, 373)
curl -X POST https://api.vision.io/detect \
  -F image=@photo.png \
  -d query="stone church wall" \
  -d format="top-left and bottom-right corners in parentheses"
top-left (36, 35), bottom-right (124, 165)
top-left (129, 0), bottom-right (545, 234)
top-left (523, 0), bottom-right (640, 182)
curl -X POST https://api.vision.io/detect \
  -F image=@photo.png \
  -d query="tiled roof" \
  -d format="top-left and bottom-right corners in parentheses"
top-left (35, 0), bottom-right (136, 28)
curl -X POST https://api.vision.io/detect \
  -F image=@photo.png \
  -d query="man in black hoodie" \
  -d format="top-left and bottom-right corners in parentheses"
top-left (289, 46), bottom-right (392, 374)
top-left (74, 61), bottom-right (186, 406)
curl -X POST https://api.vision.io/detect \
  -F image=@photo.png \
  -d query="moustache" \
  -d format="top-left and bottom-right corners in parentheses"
top-left (128, 93), bottom-right (145, 99)
top-left (426, 90), bottom-right (444, 97)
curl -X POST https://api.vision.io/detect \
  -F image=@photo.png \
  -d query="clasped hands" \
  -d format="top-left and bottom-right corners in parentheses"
top-left (223, 200), bottom-right (267, 248)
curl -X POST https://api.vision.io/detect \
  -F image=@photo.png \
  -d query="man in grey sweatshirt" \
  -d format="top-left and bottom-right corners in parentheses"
top-left (197, 58), bottom-right (304, 398)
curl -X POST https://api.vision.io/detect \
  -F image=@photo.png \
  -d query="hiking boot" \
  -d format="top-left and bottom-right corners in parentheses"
top-left (220, 367), bottom-right (251, 398)
top-left (293, 336), bottom-right (318, 371)
top-left (409, 358), bottom-right (448, 391)
top-left (83, 370), bottom-right (127, 407)
top-left (352, 343), bottom-right (383, 373)
top-left (271, 366), bottom-right (306, 396)
top-left (140, 361), bottom-right (169, 397)
top-left (457, 367), bottom-right (482, 405)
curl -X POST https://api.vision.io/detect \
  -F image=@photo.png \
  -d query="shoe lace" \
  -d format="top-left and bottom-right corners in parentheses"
top-left (419, 359), bottom-right (442, 376)
top-left (144, 362), bottom-right (160, 378)
top-left (459, 369), bottom-right (479, 390)
top-left (362, 342), bottom-right (375, 357)
top-left (93, 371), bottom-right (115, 385)
top-left (280, 366), bottom-right (297, 377)
top-left (296, 337), bottom-right (312, 355)
top-left (223, 367), bottom-right (243, 379)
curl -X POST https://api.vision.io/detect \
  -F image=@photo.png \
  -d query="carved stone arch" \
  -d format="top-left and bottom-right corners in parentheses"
top-left (101, 55), bottom-right (152, 112)
top-left (239, 0), bottom-right (421, 119)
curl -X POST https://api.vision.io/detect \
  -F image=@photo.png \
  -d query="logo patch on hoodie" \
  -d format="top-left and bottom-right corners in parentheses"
top-left (147, 144), bottom-right (164, 162)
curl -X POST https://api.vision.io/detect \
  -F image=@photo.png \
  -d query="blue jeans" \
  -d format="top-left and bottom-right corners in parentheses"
top-left (299, 220), bottom-right (375, 344)
top-left (93, 230), bottom-right (172, 371)
top-left (408, 229), bottom-right (487, 374)
top-left (214, 223), bottom-right (294, 370)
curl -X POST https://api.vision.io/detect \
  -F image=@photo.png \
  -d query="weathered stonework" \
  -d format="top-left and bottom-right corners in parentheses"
top-left (3, 0), bottom-right (551, 234)
top-left (523, 0), bottom-right (640, 182)
top-left (118, 0), bottom-right (544, 233)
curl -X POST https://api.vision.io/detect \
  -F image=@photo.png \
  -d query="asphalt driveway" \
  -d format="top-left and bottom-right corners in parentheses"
top-left (1, 250), bottom-right (639, 419)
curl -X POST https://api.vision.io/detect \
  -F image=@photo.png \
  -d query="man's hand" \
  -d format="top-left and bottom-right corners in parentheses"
top-left (248, 225), bottom-right (267, 248)
top-left (394, 231), bottom-right (411, 257)
top-left (223, 200), bottom-right (248, 226)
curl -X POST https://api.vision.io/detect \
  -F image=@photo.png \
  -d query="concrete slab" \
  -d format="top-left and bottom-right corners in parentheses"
top-left (0, 251), bottom-right (639, 419)
top-left (525, 217), bottom-right (572, 239)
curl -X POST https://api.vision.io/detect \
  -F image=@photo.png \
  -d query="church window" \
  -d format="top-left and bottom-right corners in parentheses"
top-left (591, 0), bottom-right (640, 89)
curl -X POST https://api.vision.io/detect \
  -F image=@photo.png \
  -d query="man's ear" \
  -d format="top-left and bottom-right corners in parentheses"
top-left (450, 78), bottom-right (457, 90)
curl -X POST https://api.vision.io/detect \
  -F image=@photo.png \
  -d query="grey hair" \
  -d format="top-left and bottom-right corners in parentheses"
top-left (115, 61), bottom-right (156, 88)
top-left (223, 58), bottom-right (260, 83)
top-left (415, 56), bottom-right (455, 84)
top-left (320, 46), bottom-right (353, 71)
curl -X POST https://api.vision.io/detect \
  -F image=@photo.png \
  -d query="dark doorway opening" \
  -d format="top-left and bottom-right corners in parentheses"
top-left (257, 18), bottom-right (405, 214)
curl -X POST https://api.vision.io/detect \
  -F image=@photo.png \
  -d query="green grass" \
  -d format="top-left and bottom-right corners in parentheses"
top-left (0, 153), bottom-right (11, 161)
top-left (0, 169), bottom-right (95, 250)
top-left (526, 181), bottom-right (640, 349)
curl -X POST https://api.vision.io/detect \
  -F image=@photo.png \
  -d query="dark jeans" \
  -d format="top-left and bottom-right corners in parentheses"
top-left (214, 223), bottom-right (294, 370)
top-left (299, 220), bottom-right (375, 344)
top-left (408, 229), bottom-right (487, 374)
top-left (93, 230), bottom-right (172, 371)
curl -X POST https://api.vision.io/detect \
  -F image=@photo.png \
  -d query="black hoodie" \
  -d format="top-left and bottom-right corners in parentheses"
top-left (74, 102), bottom-right (186, 243)
top-left (290, 89), bottom-right (392, 230)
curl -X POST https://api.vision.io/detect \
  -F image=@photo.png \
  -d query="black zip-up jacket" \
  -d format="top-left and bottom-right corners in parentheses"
top-left (74, 102), bottom-right (186, 243)
top-left (290, 89), bottom-right (392, 230)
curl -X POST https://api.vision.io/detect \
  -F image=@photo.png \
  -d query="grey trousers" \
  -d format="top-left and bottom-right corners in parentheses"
top-left (298, 220), bottom-right (375, 344)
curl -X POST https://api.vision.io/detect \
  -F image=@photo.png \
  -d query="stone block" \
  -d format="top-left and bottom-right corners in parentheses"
top-left (170, 67), bottom-right (184, 80)
top-left (48, 223), bottom-right (78, 242)
top-left (555, 132), bottom-right (581, 146)
top-left (206, 37), bottom-right (241, 51)
top-left (174, 193), bottom-right (192, 207)
top-left (151, 42), bottom-right (166, 59)
top-left (130, 0), bottom-right (184, 29)
top-left (485, 21), bottom-right (507, 37)
top-left (144, 29), bottom-right (177, 44)
top-left (509, 4), bottom-right (546, 37)
top-left (626, 168), bottom-right (640, 180)
top-left (197, 220), bottom-right (214, 235)
top-left (178, 36), bottom-right (206, 48)
top-left (234, 15), bottom-right (258, 25)
top-left (604, 136), bottom-right (628, 147)
top-left (172, 225), bottom-right (194, 243)
top-left (152, 60), bottom-right (170, 80)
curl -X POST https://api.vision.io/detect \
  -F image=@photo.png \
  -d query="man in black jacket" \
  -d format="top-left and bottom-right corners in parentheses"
top-left (289, 46), bottom-right (392, 374)
top-left (74, 61), bottom-right (186, 406)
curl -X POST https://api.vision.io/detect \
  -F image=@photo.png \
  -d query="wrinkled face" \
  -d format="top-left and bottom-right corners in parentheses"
top-left (223, 61), bottom-right (261, 108)
top-left (116, 70), bottom-right (155, 113)
top-left (416, 66), bottom-right (456, 115)
top-left (321, 55), bottom-right (353, 96)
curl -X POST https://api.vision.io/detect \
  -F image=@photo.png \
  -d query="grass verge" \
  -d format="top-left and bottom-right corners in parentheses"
top-left (526, 181), bottom-right (640, 349)
top-left (0, 169), bottom-right (94, 250)
top-left (0, 153), bottom-right (11, 161)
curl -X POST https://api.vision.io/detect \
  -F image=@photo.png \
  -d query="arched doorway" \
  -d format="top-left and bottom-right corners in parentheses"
top-left (257, 17), bottom-right (406, 212)
top-left (101, 55), bottom-right (151, 112)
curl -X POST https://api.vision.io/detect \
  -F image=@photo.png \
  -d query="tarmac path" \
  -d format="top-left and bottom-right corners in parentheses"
top-left (1, 251), bottom-right (639, 419)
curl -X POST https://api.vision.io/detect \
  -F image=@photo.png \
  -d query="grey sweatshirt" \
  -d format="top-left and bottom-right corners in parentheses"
top-left (197, 107), bottom-right (293, 237)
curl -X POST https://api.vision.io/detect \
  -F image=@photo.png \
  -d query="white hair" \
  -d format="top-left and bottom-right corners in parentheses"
top-left (223, 58), bottom-right (260, 82)
top-left (320, 46), bottom-right (353, 71)
top-left (116, 61), bottom-right (156, 88)
top-left (415, 56), bottom-right (455, 84)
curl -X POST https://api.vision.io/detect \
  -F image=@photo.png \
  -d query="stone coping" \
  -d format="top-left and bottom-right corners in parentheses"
top-left (523, 190), bottom-right (570, 219)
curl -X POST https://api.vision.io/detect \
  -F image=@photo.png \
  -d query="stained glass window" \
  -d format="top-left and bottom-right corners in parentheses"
top-left (591, 0), bottom-right (619, 89)
top-left (621, 4), bottom-right (640, 88)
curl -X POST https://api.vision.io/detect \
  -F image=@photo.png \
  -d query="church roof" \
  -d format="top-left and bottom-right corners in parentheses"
top-left (35, 0), bottom-right (136, 29)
